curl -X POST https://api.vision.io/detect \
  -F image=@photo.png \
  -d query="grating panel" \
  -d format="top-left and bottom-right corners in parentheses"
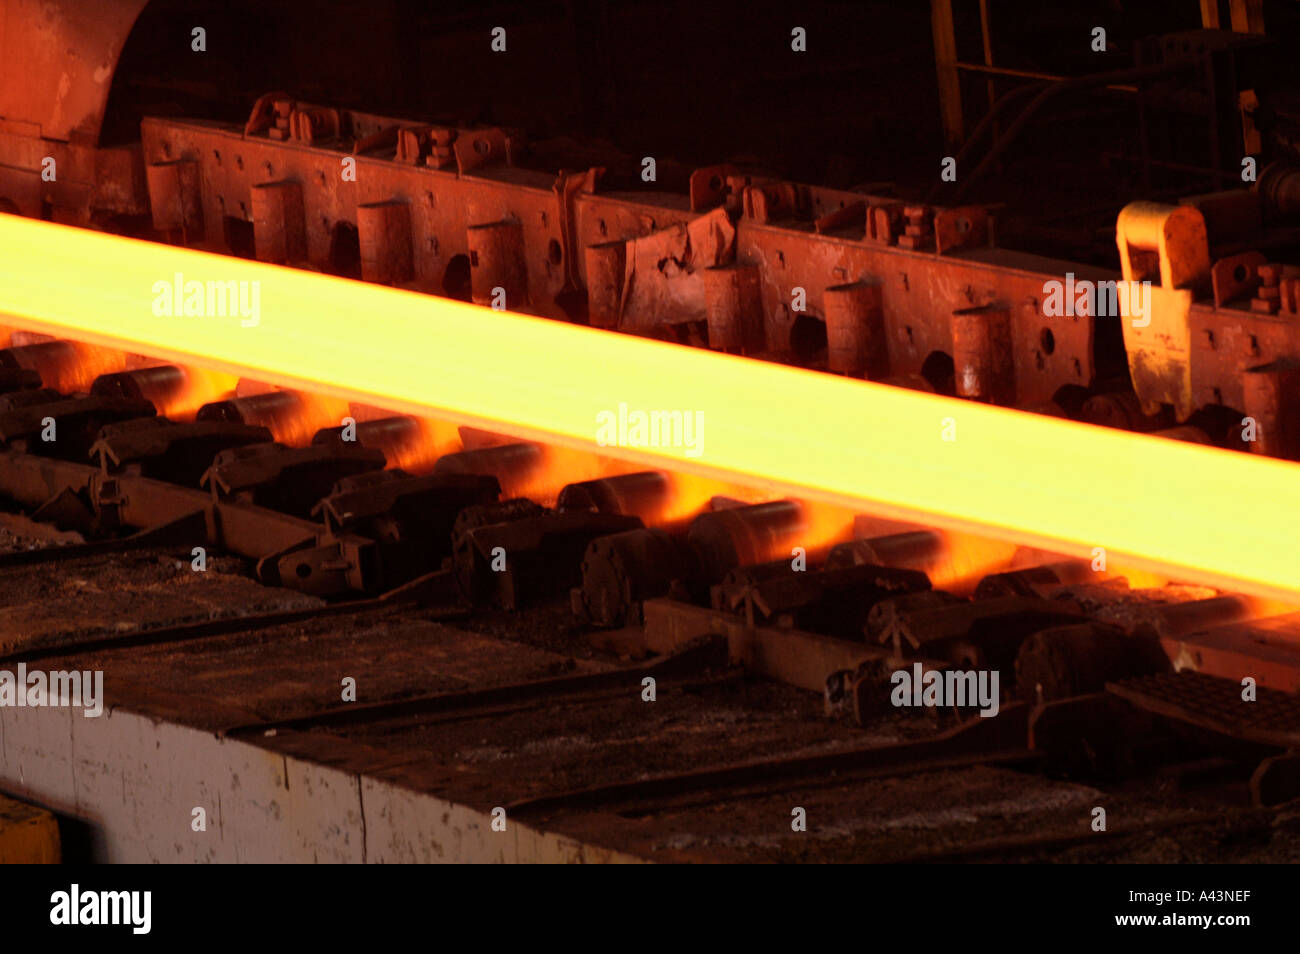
top-left (1108, 671), bottom-right (1300, 747)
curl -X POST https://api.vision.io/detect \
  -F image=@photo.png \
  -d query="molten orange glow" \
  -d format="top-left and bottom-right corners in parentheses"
top-left (1242, 595), bottom-right (1300, 620)
top-left (271, 392), bottom-right (350, 446)
top-left (658, 472), bottom-right (770, 524)
top-left (1104, 563), bottom-right (1169, 591)
top-left (202, 390), bottom-right (351, 445)
top-left (377, 417), bottom-right (461, 474)
top-left (3, 340), bottom-right (125, 393)
top-left (5, 215), bottom-right (1300, 601)
top-left (7, 329), bottom-right (55, 349)
top-left (926, 531), bottom-right (1022, 593)
top-left (150, 366), bottom-right (238, 419)
top-left (509, 445), bottom-right (644, 506)
top-left (849, 529), bottom-right (1021, 594)
top-left (795, 500), bottom-right (857, 555)
top-left (235, 378), bottom-right (278, 397)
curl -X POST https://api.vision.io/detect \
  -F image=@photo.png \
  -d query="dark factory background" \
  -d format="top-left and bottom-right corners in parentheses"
top-left (100, 0), bottom-right (1300, 269)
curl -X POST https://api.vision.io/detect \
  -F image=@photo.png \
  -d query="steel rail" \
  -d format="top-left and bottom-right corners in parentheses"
top-left (1, 213), bottom-right (1298, 601)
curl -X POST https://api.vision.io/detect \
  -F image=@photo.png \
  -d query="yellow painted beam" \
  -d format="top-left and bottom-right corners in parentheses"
top-left (0, 212), bottom-right (1297, 601)
top-left (0, 790), bottom-right (60, 863)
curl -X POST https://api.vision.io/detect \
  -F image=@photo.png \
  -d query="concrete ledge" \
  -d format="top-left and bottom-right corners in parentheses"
top-left (0, 703), bottom-right (642, 863)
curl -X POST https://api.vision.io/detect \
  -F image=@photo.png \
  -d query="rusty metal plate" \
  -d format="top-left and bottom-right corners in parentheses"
top-left (140, 116), bottom-right (576, 318)
top-left (0, 0), bottom-right (149, 143)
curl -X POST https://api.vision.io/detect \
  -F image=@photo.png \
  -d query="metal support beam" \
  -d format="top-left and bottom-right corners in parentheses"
top-left (1229, 0), bottom-right (1265, 34)
top-left (1200, 0), bottom-right (1221, 29)
top-left (931, 0), bottom-right (964, 149)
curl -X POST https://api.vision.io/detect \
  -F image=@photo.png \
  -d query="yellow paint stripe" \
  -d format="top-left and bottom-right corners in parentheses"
top-left (0, 212), bottom-right (1296, 600)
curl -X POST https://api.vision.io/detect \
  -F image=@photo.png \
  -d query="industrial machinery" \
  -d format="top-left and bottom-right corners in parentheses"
top-left (0, 0), bottom-right (1299, 877)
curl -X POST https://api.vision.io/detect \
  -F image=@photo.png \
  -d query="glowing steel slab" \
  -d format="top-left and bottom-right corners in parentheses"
top-left (0, 213), bottom-right (1297, 601)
